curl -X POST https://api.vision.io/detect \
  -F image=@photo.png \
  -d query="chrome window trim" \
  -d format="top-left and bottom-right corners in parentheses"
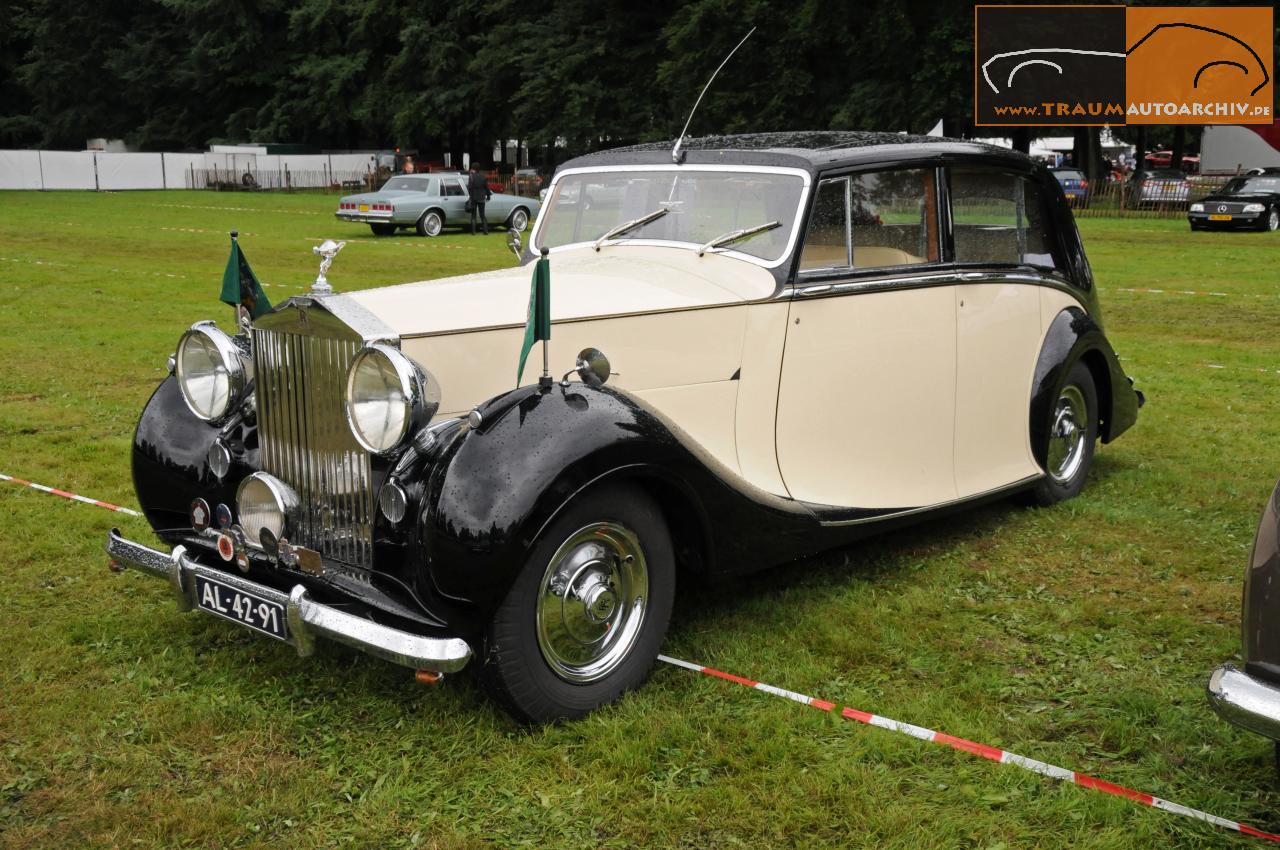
top-left (530, 164), bottom-right (813, 269)
top-left (781, 266), bottom-right (1086, 306)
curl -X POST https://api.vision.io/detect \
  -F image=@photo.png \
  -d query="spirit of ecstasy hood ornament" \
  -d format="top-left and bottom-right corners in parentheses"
top-left (311, 239), bottom-right (346, 295)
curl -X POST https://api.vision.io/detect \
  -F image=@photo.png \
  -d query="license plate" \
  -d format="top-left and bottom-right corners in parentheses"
top-left (358, 204), bottom-right (369, 212)
top-left (194, 574), bottom-right (288, 641)
top-left (1209, 214), bottom-right (1232, 221)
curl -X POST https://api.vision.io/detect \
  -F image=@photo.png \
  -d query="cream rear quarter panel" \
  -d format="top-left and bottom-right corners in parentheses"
top-left (953, 282), bottom-right (1043, 496)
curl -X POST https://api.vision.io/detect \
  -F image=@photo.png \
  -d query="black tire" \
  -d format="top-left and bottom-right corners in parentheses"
top-left (1266, 208), bottom-right (1279, 233)
top-left (417, 210), bottom-right (443, 237)
top-left (478, 483), bottom-right (675, 724)
top-left (369, 223), bottom-right (395, 237)
top-left (507, 206), bottom-right (530, 232)
top-left (1028, 361), bottom-right (1098, 507)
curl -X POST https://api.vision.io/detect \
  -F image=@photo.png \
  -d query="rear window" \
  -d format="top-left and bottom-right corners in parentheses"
top-left (950, 169), bottom-right (1063, 272)
top-left (381, 177), bottom-right (430, 192)
top-left (1054, 170), bottom-right (1085, 180)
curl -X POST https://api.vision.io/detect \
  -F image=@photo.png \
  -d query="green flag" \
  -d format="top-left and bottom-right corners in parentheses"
top-left (220, 235), bottom-right (271, 319)
top-left (516, 252), bottom-right (551, 385)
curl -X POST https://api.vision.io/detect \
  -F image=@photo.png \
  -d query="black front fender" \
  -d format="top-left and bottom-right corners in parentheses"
top-left (132, 376), bottom-right (258, 538)
top-left (417, 383), bottom-right (824, 614)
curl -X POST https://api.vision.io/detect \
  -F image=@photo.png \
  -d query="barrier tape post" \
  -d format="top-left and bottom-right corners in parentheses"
top-left (657, 654), bottom-right (1280, 845)
top-left (0, 472), bottom-right (141, 517)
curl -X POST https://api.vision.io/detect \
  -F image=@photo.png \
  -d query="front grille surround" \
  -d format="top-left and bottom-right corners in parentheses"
top-left (251, 297), bottom-right (395, 570)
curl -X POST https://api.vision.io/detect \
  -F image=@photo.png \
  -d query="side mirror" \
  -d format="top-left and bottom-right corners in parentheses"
top-left (575, 348), bottom-right (611, 387)
top-left (506, 228), bottom-right (522, 263)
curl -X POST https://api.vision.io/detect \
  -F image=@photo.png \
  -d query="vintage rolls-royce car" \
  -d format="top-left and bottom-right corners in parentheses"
top-left (1188, 173), bottom-right (1280, 232)
top-left (335, 172), bottom-right (540, 237)
top-left (1208, 479), bottom-right (1280, 753)
top-left (107, 132), bottom-right (1142, 723)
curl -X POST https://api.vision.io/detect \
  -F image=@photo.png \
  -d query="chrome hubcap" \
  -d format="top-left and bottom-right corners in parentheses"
top-left (424, 214), bottom-right (441, 236)
top-left (536, 522), bottom-right (648, 683)
top-left (1270, 210), bottom-right (1278, 231)
top-left (1047, 385), bottom-right (1087, 484)
top-left (513, 210), bottom-right (528, 231)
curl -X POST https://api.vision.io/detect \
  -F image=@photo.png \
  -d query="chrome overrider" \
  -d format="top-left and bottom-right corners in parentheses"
top-left (105, 528), bottom-right (472, 673)
top-left (1208, 664), bottom-right (1280, 741)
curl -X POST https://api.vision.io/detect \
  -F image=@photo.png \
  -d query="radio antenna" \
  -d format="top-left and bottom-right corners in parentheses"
top-left (671, 26), bottom-right (756, 164)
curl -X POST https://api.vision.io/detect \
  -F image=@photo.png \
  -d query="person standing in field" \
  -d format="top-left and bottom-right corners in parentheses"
top-left (467, 165), bottom-right (491, 235)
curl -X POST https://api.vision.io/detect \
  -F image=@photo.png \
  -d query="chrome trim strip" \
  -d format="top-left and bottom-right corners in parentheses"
top-left (106, 529), bottom-right (472, 673)
top-left (1208, 664), bottom-right (1280, 740)
top-left (779, 267), bottom-right (1086, 306)
top-left (812, 474), bottom-right (1043, 527)
top-left (530, 164), bottom-right (812, 269)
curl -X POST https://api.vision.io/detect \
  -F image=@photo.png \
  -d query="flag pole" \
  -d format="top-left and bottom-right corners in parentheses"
top-left (539, 247), bottom-right (552, 389)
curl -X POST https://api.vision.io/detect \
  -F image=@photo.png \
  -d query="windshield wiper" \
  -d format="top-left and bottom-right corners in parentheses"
top-left (593, 208), bottom-right (668, 251)
top-left (697, 220), bottom-right (781, 257)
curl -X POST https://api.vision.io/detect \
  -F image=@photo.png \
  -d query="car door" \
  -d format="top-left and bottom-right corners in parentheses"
top-left (441, 176), bottom-right (468, 221)
top-left (775, 167), bottom-right (958, 510)
top-left (486, 190), bottom-right (516, 224)
top-left (949, 167), bottom-right (1056, 497)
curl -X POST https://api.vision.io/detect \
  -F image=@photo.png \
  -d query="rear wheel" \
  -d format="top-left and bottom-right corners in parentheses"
top-left (478, 484), bottom-right (674, 723)
top-left (1028, 361), bottom-right (1098, 507)
top-left (507, 207), bottom-right (530, 232)
top-left (417, 210), bottom-right (443, 237)
top-left (370, 223), bottom-right (395, 237)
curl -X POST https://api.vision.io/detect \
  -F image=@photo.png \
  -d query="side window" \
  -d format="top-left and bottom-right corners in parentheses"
top-left (798, 178), bottom-right (850, 272)
top-left (442, 179), bottom-right (465, 197)
top-left (950, 169), bottom-right (1063, 272)
top-left (848, 169), bottom-right (939, 268)
top-left (799, 169), bottom-right (941, 274)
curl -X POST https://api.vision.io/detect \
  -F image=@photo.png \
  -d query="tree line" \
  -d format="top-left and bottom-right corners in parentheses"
top-left (0, 0), bottom-right (1264, 174)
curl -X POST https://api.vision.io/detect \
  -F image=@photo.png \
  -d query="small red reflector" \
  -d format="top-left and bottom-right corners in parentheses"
top-left (216, 533), bottom-right (235, 562)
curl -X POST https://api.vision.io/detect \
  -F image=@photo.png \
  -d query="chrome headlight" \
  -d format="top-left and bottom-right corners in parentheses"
top-left (1244, 203), bottom-right (1266, 213)
top-left (344, 344), bottom-right (440, 454)
top-left (175, 322), bottom-right (247, 422)
top-left (236, 472), bottom-right (298, 549)
top-left (1189, 202), bottom-right (1204, 212)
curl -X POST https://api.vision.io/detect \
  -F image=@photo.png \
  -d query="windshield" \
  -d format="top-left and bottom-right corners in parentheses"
top-left (1224, 176), bottom-right (1280, 194)
top-left (535, 169), bottom-right (806, 262)
top-left (381, 177), bottom-right (429, 192)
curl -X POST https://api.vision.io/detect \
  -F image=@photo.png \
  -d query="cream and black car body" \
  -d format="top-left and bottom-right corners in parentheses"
top-left (108, 132), bottom-right (1143, 722)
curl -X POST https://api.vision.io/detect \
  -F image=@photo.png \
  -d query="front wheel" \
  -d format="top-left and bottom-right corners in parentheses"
top-left (1028, 361), bottom-right (1098, 506)
top-left (417, 210), bottom-right (443, 237)
top-left (478, 484), bottom-right (674, 723)
top-left (1266, 208), bottom-right (1279, 232)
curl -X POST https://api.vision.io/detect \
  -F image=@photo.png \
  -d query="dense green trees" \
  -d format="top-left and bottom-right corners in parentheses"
top-left (0, 0), bottom-right (985, 160)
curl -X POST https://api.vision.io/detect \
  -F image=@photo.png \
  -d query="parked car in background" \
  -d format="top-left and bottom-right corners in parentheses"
top-left (1189, 173), bottom-right (1280, 232)
top-left (1209, 479), bottom-right (1280, 755)
top-left (1130, 168), bottom-right (1191, 210)
top-left (335, 172), bottom-right (540, 237)
top-left (107, 131), bottom-right (1142, 723)
top-left (513, 168), bottom-right (545, 198)
top-left (1051, 167), bottom-right (1090, 208)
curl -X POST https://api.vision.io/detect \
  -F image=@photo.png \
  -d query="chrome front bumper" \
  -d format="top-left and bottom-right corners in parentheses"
top-left (1208, 664), bottom-right (1280, 740)
top-left (105, 529), bottom-right (472, 673)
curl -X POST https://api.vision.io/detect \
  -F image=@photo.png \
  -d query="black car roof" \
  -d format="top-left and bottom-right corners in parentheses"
top-left (558, 131), bottom-right (1036, 175)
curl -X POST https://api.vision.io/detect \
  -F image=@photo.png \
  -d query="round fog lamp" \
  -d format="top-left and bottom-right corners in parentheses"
top-left (236, 472), bottom-right (298, 550)
top-left (345, 344), bottom-right (440, 454)
top-left (379, 479), bottom-right (408, 524)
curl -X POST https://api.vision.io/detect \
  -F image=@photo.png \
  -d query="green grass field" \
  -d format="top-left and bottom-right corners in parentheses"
top-left (2, 190), bottom-right (1280, 848)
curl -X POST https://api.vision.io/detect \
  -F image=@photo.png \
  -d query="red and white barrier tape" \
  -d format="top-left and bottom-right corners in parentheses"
top-left (0, 472), bottom-right (141, 517)
top-left (658, 654), bottom-right (1280, 844)
top-left (4, 465), bottom-right (1273, 841)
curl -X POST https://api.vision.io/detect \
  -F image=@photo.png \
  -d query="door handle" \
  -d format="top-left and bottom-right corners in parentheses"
top-left (960, 272), bottom-right (985, 280)
top-left (799, 284), bottom-right (833, 296)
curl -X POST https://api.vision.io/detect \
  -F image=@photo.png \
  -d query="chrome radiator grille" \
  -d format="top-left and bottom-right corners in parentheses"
top-left (252, 326), bottom-right (374, 569)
